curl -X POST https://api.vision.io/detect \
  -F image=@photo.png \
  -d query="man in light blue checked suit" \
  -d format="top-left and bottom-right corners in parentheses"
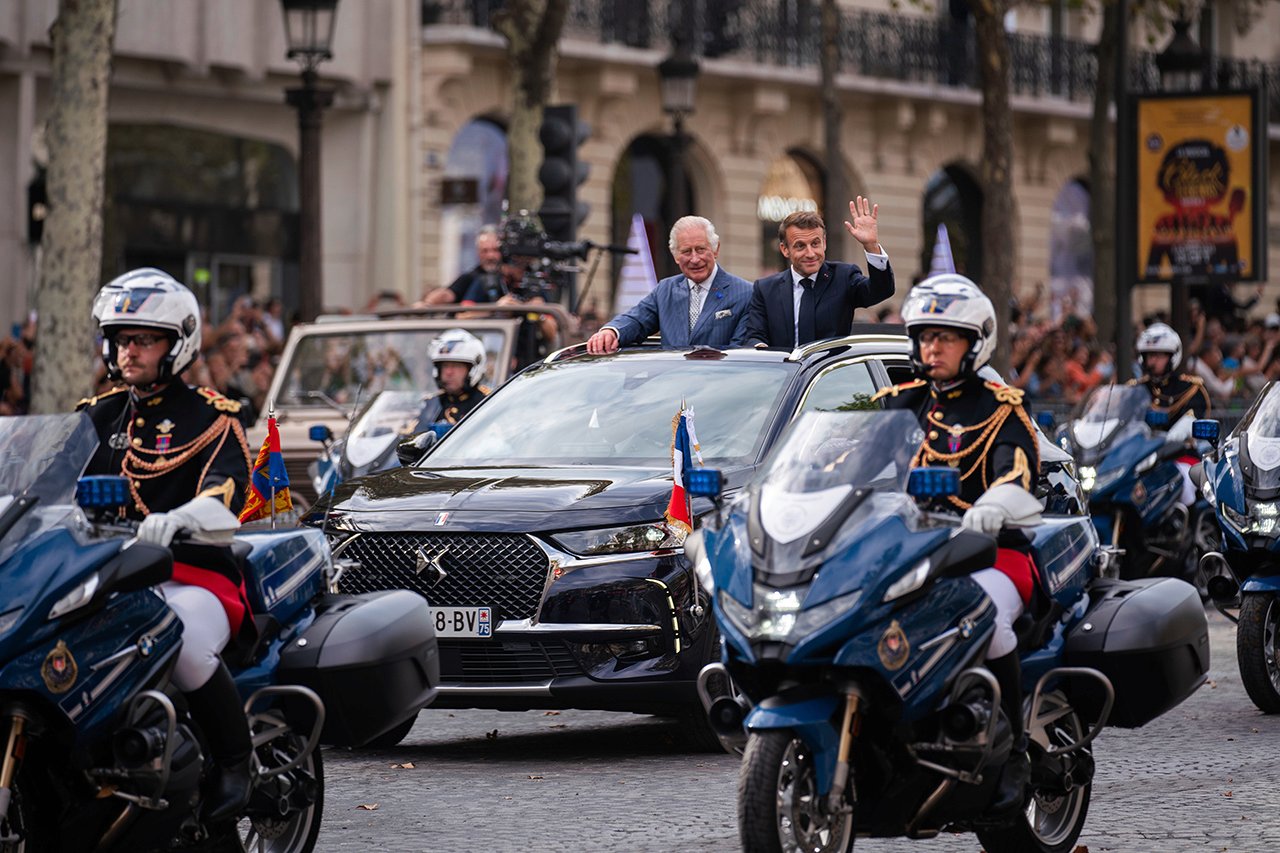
top-left (587, 216), bottom-right (752, 353)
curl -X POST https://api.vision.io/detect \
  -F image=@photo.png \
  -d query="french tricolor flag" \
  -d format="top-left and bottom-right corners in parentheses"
top-left (664, 404), bottom-right (702, 534)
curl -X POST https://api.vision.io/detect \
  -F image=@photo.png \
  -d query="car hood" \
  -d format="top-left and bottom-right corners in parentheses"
top-left (310, 465), bottom-right (743, 533)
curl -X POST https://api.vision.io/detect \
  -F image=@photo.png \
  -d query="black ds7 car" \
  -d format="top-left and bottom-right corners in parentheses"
top-left (307, 334), bottom-right (1067, 748)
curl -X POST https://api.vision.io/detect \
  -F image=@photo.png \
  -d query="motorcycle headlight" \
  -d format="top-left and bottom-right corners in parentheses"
top-left (1078, 465), bottom-right (1097, 492)
top-left (551, 522), bottom-right (685, 556)
top-left (1223, 502), bottom-right (1280, 535)
top-left (884, 558), bottom-right (931, 602)
top-left (48, 574), bottom-right (101, 620)
top-left (1135, 452), bottom-right (1158, 474)
top-left (1201, 478), bottom-right (1216, 505)
top-left (718, 584), bottom-right (862, 643)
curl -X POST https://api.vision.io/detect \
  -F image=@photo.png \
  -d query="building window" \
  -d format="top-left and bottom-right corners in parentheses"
top-left (921, 164), bottom-right (983, 284)
top-left (441, 118), bottom-right (508, 284)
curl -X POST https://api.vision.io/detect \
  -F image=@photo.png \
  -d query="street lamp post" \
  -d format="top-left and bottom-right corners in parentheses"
top-left (280, 0), bottom-right (339, 324)
top-left (658, 32), bottom-right (700, 230)
top-left (1156, 14), bottom-right (1205, 343)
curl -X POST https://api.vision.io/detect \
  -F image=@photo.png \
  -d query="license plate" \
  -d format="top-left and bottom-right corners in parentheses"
top-left (431, 606), bottom-right (492, 638)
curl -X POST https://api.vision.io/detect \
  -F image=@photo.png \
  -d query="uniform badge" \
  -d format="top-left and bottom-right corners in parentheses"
top-left (156, 435), bottom-right (171, 452)
top-left (41, 640), bottom-right (79, 694)
top-left (877, 620), bottom-right (910, 671)
top-left (947, 426), bottom-right (963, 454)
top-left (156, 419), bottom-right (175, 434)
top-left (108, 432), bottom-right (130, 450)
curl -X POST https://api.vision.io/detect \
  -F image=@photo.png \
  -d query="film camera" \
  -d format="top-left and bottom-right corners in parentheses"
top-left (498, 213), bottom-right (592, 301)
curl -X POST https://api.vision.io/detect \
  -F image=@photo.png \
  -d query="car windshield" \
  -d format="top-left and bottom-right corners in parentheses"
top-left (427, 358), bottom-right (796, 467)
top-left (1072, 384), bottom-right (1151, 450)
top-left (276, 328), bottom-right (506, 409)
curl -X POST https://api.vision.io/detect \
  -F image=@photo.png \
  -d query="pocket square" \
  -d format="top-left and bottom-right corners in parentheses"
top-left (715, 308), bottom-right (732, 319)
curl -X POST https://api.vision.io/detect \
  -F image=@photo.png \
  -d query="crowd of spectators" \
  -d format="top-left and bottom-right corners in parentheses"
top-left (1007, 280), bottom-right (1276, 411)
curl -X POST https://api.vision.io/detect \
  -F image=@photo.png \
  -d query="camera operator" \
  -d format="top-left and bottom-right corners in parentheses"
top-left (460, 215), bottom-right (560, 368)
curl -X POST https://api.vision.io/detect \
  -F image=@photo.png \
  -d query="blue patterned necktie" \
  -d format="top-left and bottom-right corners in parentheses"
top-left (689, 282), bottom-right (707, 332)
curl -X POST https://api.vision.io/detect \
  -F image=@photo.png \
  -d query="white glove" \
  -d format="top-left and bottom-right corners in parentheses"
top-left (136, 495), bottom-right (240, 547)
top-left (137, 511), bottom-right (182, 547)
top-left (961, 503), bottom-right (1008, 535)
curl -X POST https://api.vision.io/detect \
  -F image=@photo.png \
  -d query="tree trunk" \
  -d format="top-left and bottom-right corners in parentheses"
top-left (971, 0), bottom-right (1014, 377)
top-left (493, 0), bottom-right (569, 216)
top-left (31, 0), bottom-right (118, 414)
top-left (820, 0), bottom-right (847, 260)
top-left (1089, 1), bottom-right (1120, 354)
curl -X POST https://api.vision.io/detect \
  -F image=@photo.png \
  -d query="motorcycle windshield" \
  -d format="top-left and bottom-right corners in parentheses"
top-left (0, 413), bottom-right (98, 562)
top-left (754, 410), bottom-right (923, 545)
top-left (1235, 382), bottom-right (1280, 492)
top-left (1071, 384), bottom-right (1151, 451)
top-left (345, 390), bottom-right (425, 469)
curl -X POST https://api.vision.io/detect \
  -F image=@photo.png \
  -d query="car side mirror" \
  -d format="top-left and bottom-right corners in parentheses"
top-left (396, 431), bottom-right (438, 467)
top-left (908, 467), bottom-right (961, 500)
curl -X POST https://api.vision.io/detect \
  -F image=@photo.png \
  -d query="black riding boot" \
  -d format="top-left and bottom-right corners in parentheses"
top-left (187, 661), bottom-right (254, 822)
top-left (986, 650), bottom-right (1030, 814)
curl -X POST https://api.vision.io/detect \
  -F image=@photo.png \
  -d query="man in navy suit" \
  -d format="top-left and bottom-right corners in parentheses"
top-left (587, 216), bottom-right (752, 353)
top-left (744, 197), bottom-right (896, 349)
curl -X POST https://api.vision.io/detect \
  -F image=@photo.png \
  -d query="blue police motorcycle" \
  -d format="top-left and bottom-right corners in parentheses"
top-left (691, 410), bottom-right (1208, 853)
top-left (1060, 383), bottom-right (1216, 594)
top-left (1195, 382), bottom-right (1280, 713)
top-left (310, 390), bottom-right (449, 497)
top-left (0, 413), bottom-right (438, 852)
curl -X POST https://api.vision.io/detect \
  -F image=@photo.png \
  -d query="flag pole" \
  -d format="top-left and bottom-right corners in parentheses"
top-left (268, 404), bottom-right (277, 531)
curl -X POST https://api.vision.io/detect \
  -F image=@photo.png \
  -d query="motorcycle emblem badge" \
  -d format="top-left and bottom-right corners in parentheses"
top-left (414, 547), bottom-right (449, 585)
top-left (41, 640), bottom-right (79, 694)
top-left (877, 620), bottom-right (910, 671)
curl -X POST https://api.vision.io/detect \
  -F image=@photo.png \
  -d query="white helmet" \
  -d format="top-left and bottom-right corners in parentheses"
top-left (901, 274), bottom-right (997, 376)
top-left (429, 329), bottom-right (487, 387)
top-left (94, 268), bottom-right (202, 384)
top-left (1136, 322), bottom-right (1182, 372)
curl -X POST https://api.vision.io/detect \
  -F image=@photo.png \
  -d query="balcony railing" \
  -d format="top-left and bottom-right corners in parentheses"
top-left (423, 1), bottom-right (1279, 121)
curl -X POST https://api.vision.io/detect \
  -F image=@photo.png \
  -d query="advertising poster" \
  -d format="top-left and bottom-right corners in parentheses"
top-left (1135, 91), bottom-right (1266, 284)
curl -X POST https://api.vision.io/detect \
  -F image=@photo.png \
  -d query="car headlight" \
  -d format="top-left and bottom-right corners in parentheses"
top-left (883, 558), bottom-right (931, 602)
top-left (551, 521), bottom-right (685, 556)
top-left (718, 584), bottom-right (862, 643)
top-left (48, 574), bottom-right (101, 620)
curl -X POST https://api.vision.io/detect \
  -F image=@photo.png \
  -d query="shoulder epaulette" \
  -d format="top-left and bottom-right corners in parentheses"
top-left (478, 385), bottom-right (492, 395)
top-left (983, 380), bottom-right (1025, 406)
top-left (871, 379), bottom-right (926, 402)
top-left (75, 386), bottom-right (127, 411)
top-left (1179, 373), bottom-right (1204, 386)
top-left (1125, 378), bottom-right (1142, 387)
top-left (195, 386), bottom-right (243, 414)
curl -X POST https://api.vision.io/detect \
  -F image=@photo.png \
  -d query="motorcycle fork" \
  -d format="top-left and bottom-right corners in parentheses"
top-left (825, 691), bottom-right (861, 813)
top-left (0, 715), bottom-right (27, 820)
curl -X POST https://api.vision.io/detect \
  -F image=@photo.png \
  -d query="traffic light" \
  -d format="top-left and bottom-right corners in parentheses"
top-left (538, 104), bottom-right (590, 243)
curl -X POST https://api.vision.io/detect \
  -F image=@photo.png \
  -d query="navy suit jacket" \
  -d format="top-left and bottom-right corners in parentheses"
top-left (743, 260), bottom-right (895, 348)
top-left (605, 266), bottom-right (753, 348)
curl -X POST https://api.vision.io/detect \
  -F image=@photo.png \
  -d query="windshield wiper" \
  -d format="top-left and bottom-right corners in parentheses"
top-left (0, 493), bottom-right (39, 545)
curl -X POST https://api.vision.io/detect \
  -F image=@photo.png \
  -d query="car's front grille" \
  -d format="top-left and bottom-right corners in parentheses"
top-left (438, 639), bottom-right (582, 683)
top-left (337, 533), bottom-right (549, 622)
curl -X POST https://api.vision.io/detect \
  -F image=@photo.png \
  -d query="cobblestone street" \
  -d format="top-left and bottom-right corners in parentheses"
top-left (319, 611), bottom-right (1280, 852)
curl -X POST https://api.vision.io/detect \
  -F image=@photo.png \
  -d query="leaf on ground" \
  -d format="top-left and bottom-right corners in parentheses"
top-left (486, 728), bottom-right (499, 740)
top-left (356, 803), bottom-right (380, 811)
top-left (544, 710), bottom-right (560, 716)
top-left (390, 762), bottom-right (415, 769)
top-left (1208, 680), bottom-right (1218, 688)
top-left (528, 774), bottom-right (544, 780)
top-left (1072, 846), bottom-right (1089, 853)
top-left (1251, 727), bottom-right (1259, 733)
top-left (1223, 790), bottom-right (1233, 797)
top-left (549, 723), bottom-right (568, 729)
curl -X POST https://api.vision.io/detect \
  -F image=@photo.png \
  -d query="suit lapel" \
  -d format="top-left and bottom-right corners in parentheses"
top-left (671, 276), bottom-right (691, 346)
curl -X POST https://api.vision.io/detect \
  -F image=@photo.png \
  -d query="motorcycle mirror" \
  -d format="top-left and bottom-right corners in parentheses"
top-left (76, 476), bottom-right (131, 511)
top-left (396, 431), bottom-right (438, 467)
top-left (686, 468), bottom-right (724, 499)
top-left (1189, 462), bottom-right (1206, 490)
top-left (1144, 409), bottom-right (1169, 429)
top-left (309, 424), bottom-right (334, 444)
top-left (908, 467), bottom-right (960, 500)
top-left (1192, 419), bottom-right (1220, 447)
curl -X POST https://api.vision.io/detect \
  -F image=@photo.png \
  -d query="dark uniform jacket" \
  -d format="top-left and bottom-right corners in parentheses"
top-left (873, 375), bottom-right (1041, 511)
top-left (1130, 373), bottom-right (1210, 428)
top-left (417, 384), bottom-right (491, 429)
top-left (79, 382), bottom-right (255, 636)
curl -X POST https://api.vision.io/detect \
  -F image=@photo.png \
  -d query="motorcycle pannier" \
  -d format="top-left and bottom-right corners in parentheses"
top-left (278, 591), bottom-right (440, 746)
top-left (1063, 577), bottom-right (1209, 728)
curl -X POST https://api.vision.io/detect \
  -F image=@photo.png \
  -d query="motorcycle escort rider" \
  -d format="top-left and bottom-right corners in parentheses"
top-left (1131, 321), bottom-right (1210, 507)
top-left (416, 328), bottom-right (491, 429)
top-left (78, 268), bottom-right (255, 823)
top-left (872, 273), bottom-right (1041, 814)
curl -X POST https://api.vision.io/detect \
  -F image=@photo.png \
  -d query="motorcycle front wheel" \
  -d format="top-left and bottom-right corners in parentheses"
top-left (738, 731), bottom-right (853, 853)
top-left (1237, 592), bottom-right (1280, 713)
top-left (976, 693), bottom-right (1091, 853)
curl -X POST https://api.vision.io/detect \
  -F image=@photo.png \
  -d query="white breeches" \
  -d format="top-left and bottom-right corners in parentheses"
top-left (1175, 460), bottom-right (1196, 507)
top-left (972, 568), bottom-right (1025, 659)
top-left (159, 581), bottom-right (231, 692)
